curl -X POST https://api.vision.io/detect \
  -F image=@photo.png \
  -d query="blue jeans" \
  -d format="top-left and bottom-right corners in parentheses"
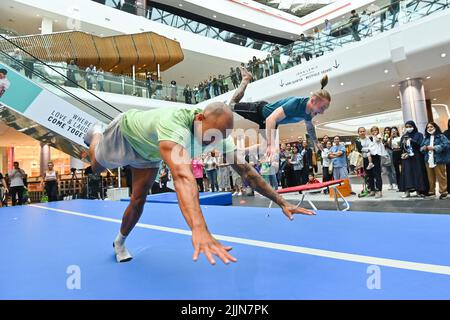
top-left (207, 169), bottom-right (219, 192)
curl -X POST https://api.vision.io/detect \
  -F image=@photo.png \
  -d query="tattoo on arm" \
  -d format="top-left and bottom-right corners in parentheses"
top-left (231, 162), bottom-right (286, 207)
top-left (305, 120), bottom-right (318, 145)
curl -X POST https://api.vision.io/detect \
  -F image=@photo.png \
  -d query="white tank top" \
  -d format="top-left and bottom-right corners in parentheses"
top-left (45, 170), bottom-right (57, 181)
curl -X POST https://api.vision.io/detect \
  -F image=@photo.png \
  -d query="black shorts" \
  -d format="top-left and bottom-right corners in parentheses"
top-left (234, 101), bottom-right (269, 129)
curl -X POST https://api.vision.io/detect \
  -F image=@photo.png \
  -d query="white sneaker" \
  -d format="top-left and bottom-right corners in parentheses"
top-left (84, 122), bottom-right (106, 147)
top-left (113, 242), bottom-right (133, 263)
top-left (237, 191), bottom-right (242, 196)
top-left (232, 191), bottom-right (238, 196)
top-left (366, 163), bottom-right (375, 170)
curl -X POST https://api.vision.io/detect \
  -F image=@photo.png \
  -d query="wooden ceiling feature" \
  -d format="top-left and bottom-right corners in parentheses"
top-left (1, 31), bottom-right (184, 73)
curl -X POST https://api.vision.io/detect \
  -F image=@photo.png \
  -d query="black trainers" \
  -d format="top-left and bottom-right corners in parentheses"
top-left (439, 194), bottom-right (448, 200)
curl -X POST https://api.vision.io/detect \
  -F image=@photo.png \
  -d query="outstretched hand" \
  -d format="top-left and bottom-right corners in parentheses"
top-left (264, 145), bottom-right (278, 161)
top-left (281, 204), bottom-right (316, 220)
top-left (192, 227), bottom-right (237, 265)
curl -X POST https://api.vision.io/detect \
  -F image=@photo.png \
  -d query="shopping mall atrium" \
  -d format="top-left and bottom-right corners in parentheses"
top-left (0, 0), bottom-right (450, 301)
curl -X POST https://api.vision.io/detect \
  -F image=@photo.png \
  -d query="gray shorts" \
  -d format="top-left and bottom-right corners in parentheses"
top-left (95, 114), bottom-right (161, 169)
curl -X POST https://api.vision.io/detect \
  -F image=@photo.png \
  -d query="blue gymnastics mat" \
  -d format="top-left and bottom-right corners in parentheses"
top-left (121, 192), bottom-right (232, 206)
top-left (2, 200), bottom-right (450, 299)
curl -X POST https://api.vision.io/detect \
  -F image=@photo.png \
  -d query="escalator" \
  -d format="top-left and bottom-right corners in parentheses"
top-left (0, 35), bottom-right (122, 160)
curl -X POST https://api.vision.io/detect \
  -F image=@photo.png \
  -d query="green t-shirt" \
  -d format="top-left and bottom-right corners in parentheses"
top-left (120, 107), bottom-right (236, 161)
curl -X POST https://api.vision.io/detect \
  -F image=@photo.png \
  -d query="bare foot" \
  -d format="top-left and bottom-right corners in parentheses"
top-left (240, 67), bottom-right (253, 82)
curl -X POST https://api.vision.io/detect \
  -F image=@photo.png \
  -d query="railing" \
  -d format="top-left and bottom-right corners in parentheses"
top-left (2, 0), bottom-right (448, 107)
top-left (194, 0), bottom-right (450, 102)
top-left (0, 34), bottom-right (122, 123)
top-left (99, 0), bottom-right (279, 51)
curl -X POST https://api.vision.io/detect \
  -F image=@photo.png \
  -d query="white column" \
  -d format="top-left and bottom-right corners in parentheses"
top-left (41, 17), bottom-right (53, 34)
top-left (399, 78), bottom-right (428, 134)
top-left (39, 143), bottom-right (51, 176)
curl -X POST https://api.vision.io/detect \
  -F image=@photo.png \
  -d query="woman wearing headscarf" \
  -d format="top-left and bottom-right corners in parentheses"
top-left (421, 122), bottom-right (449, 199)
top-left (443, 119), bottom-right (450, 193)
top-left (400, 120), bottom-right (429, 198)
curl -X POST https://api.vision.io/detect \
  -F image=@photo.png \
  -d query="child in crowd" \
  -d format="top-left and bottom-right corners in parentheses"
top-left (307, 173), bottom-right (320, 185)
top-left (260, 155), bottom-right (278, 190)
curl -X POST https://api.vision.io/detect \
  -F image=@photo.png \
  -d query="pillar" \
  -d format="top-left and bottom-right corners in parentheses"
top-left (41, 17), bottom-right (53, 34)
top-left (399, 78), bottom-right (429, 134)
top-left (40, 143), bottom-right (51, 176)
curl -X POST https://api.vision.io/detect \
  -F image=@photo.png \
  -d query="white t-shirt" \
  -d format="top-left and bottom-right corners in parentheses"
top-left (8, 169), bottom-right (25, 187)
top-left (391, 137), bottom-right (401, 149)
top-left (322, 148), bottom-right (331, 167)
top-left (204, 157), bottom-right (217, 171)
top-left (371, 135), bottom-right (387, 156)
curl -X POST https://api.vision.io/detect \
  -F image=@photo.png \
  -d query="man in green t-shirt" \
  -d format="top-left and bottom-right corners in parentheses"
top-left (84, 91), bottom-right (314, 266)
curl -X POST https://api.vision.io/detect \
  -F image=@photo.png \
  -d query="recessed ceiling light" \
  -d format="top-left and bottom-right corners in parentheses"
top-left (179, 3), bottom-right (183, 7)
top-left (36, 14), bottom-right (40, 17)
top-left (433, 98), bottom-right (437, 101)
top-left (384, 69), bottom-right (389, 74)
top-left (242, 24), bottom-right (246, 27)
top-left (391, 84), bottom-right (395, 87)
top-left (426, 76), bottom-right (431, 79)
top-left (340, 82), bottom-right (344, 86)
top-left (213, 15), bottom-right (217, 18)
top-left (345, 107), bottom-right (350, 110)
top-left (397, 96), bottom-right (400, 99)
top-left (406, 77), bottom-right (410, 80)
top-left (441, 53), bottom-right (446, 58)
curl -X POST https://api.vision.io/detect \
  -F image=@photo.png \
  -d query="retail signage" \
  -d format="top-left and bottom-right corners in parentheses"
top-left (279, 60), bottom-right (339, 88)
top-left (0, 63), bottom-right (100, 147)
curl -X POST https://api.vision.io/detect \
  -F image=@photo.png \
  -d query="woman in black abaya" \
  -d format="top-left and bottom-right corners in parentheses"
top-left (400, 120), bottom-right (429, 197)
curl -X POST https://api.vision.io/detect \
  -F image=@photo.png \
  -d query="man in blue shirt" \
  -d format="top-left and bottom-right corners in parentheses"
top-left (328, 136), bottom-right (348, 180)
top-left (228, 69), bottom-right (331, 156)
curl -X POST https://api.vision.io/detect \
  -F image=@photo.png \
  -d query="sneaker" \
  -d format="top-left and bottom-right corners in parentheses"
top-left (388, 185), bottom-right (394, 190)
top-left (232, 191), bottom-right (238, 196)
top-left (375, 191), bottom-right (382, 199)
top-left (113, 242), bottom-right (133, 263)
top-left (366, 163), bottom-right (375, 170)
top-left (84, 122), bottom-right (105, 147)
top-left (368, 191), bottom-right (376, 197)
top-left (439, 194), bottom-right (448, 200)
top-left (237, 191), bottom-right (242, 196)
top-left (401, 191), bottom-right (411, 198)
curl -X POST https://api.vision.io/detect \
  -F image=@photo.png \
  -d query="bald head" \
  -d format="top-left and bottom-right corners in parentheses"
top-left (194, 102), bottom-right (234, 147)
top-left (204, 102), bottom-right (233, 127)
